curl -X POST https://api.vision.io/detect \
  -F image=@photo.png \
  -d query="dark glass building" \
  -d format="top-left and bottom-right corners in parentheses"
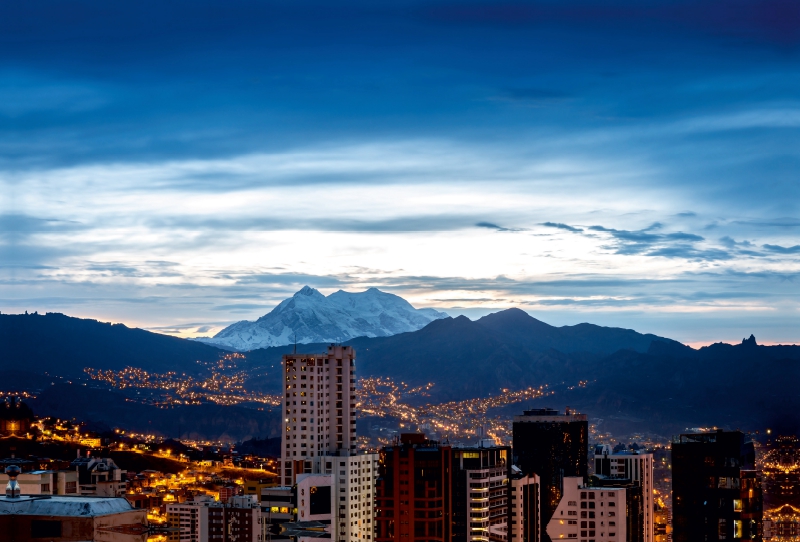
top-left (672, 430), bottom-right (762, 542)
top-left (513, 408), bottom-right (588, 542)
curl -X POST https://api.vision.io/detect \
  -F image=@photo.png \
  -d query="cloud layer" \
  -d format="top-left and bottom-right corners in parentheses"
top-left (1, 0), bottom-right (799, 345)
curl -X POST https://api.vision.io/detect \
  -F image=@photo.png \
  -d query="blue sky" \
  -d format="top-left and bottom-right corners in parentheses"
top-left (2, 0), bottom-right (799, 345)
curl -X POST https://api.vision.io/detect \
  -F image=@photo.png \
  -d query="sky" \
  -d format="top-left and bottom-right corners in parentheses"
top-left (2, 0), bottom-right (800, 346)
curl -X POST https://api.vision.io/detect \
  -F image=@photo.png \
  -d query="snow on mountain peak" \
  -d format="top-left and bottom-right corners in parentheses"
top-left (199, 287), bottom-right (449, 351)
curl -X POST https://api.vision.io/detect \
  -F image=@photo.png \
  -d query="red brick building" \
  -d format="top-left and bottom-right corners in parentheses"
top-left (375, 434), bottom-right (453, 542)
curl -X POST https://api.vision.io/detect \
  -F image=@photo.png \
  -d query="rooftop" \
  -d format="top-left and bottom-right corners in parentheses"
top-left (0, 495), bottom-right (136, 516)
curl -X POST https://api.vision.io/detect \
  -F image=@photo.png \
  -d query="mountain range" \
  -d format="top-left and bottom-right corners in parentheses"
top-left (3, 303), bottom-right (800, 440)
top-left (197, 286), bottom-right (448, 351)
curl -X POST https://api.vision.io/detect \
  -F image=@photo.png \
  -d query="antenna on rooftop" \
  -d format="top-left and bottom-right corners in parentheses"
top-left (293, 332), bottom-right (297, 355)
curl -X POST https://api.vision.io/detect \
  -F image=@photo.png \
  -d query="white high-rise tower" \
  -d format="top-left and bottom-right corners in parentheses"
top-left (281, 344), bottom-right (357, 485)
top-left (593, 445), bottom-right (654, 542)
top-left (279, 345), bottom-right (376, 542)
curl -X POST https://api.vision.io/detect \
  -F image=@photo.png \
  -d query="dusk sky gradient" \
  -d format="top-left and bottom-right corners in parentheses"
top-left (2, 0), bottom-right (800, 345)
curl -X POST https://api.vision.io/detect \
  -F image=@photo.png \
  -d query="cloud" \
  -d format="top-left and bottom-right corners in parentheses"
top-left (586, 223), bottom-right (734, 260)
top-left (541, 222), bottom-right (583, 233)
top-left (763, 244), bottom-right (800, 254)
top-left (475, 222), bottom-right (526, 232)
top-left (719, 236), bottom-right (753, 248)
top-left (0, 214), bottom-right (84, 234)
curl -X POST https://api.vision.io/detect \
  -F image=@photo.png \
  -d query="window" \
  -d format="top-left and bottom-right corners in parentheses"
top-left (31, 520), bottom-right (62, 538)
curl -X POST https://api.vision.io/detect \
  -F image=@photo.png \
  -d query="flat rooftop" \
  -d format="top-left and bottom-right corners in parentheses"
top-left (0, 495), bottom-right (137, 516)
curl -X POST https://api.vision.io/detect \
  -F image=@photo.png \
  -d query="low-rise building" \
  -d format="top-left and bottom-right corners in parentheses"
top-left (0, 493), bottom-right (147, 542)
top-left (167, 493), bottom-right (262, 542)
top-left (0, 470), bottom-right (78, 495)
top-left (71, 456), bottom-right (127, 497)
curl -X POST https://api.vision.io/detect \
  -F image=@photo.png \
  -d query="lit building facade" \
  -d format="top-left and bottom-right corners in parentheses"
top-left (546, 477), bottom-right (641, 542)
top-left (510, 471), bottom-right (541, 542)
top-left (166, 494), bottom-right (262, 542)
top-left (593, 445), bottom-right (653, 542)
top-left (279, 345), bottom-right (376, 542)
top-left (280, 345), bottom-right (357, 486)
top-left (452, 443), bottom-right (512, 542)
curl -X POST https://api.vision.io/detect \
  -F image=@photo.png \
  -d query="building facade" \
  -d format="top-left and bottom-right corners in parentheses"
top-left (671, 430), bottom-right (762, 542)
top-left (0, 493), bottom-right (146, 542)
top-left (593, 445), bottom-right (654, 542)
top-left (70, 456), bottom-right (127, 497)
top-left (509, 471), bottom-right (541, 542)
top-left (546, 477), bottom-right (640, 542)
top-left (280, 345), bottom-right (357, 487)
top-left (0, 470), bottom-right (78, 496)
top-left (166, 494), bottom-right (262, 542)
top-left (375, 434), bottom-right (453, 542)
top-left (513, 409), bottom-right (588, 542)
top-left (452, 444), bottom-right (511, 542)
top-left (279, 345), bottom-right (376, 542)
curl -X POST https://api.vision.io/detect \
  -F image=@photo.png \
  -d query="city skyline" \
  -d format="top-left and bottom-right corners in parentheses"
top-left (3, 0), bottom-right (799, 346)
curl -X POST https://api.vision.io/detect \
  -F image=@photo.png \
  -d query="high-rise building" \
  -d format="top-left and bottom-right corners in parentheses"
top-left (280, 345), bottom-right (357, 487)
top-left (278, 345), bottom-right (376, 542)
top-left (671, 430), bottom-right (762, 542)
top-left (510, 470), bottom-right (541, 542)
top-left (546, 477), bottom-right (642, 542)
top-left (513, 408), bottom-right (588, 542)
top-left (451, 442), bottom-right (511, 542)
top-left (593, 445), bottom-right (654, 542)
top-left (375, 433), bottom-right (453, 542)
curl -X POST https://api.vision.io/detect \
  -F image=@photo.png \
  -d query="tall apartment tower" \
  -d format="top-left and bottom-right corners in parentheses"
top-left (672, 430), bottom-right (763, 542)
top-left (594, 445), bottom-right (654, 542)
top-left (281, 345), bottom-right (357, 486)
top-left (513, 408), bottom-right (588, 542)
top-left (375, 434), bottom-right (454, 542)
top-left (451, 442), bottom-right (512, 542)
top-left (510, 470), bottom-right (542, 542)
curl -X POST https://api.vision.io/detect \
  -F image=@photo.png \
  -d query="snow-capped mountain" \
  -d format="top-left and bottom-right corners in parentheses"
top-left (199, 286), bottom-right (448, 351)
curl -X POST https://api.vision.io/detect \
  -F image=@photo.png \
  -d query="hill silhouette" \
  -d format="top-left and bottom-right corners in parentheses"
top-left (0, 312), bottom-right (224, 377)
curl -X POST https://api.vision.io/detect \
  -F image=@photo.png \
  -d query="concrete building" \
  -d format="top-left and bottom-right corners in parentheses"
top-left (70, 456), bottom-right (127, 497)
top-left (546, 477), bottom-right (640, 542)
top-left (0, 493), bottom-right (147, 542)
top-left (513, 409), bottom-right (588, 542)
top-left (0, 470), bottom-right (78, 495)
top-left (280, 346), bottom-right (357, 486)
top-left (452, 443), bottom-right (511, 542)
top-left (593, 446), bottom-right (653, 542)
top-left (295, 453), bottom-right (379, 541)
top-left (279, 345), bottom-right (376, 542)
top-left (509, 470), bottom-right (541, 542)
top-left (166, 494), bottom-right (262, 542)
top-left (260, 486), bottom-right (296, 539)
